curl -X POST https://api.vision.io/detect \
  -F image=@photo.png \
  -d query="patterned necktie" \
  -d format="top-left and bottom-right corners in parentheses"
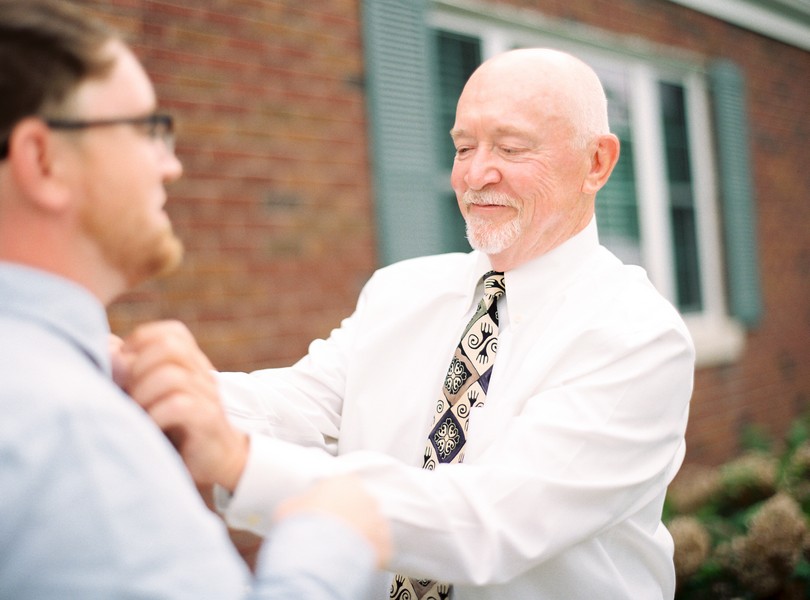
top-left (390, 271), bottom-right (506, 600)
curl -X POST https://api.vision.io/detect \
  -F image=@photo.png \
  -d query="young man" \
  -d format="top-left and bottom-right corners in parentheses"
top-left (0, 1), bottom-right (389, 598)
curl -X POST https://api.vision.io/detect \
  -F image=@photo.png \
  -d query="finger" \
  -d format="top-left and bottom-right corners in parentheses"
top-left (127, 363), bottom-right (190, 410)
top-left (108, 333), bottom-right (124, 352)
top-left (125, 324), bottom-right (213, 380)
top-left (109, 334), bottom-right (135, 389)
top-left (146, 392), bottom-right (198, 432)
top-left (126, 319), bottom-right (192, 347)
top-left (125, 320), bottom-right (205, 364)
top-left (128, 362), bottom-right (218, 411)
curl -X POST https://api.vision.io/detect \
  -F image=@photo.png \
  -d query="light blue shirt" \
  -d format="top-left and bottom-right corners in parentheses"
top-left (0, 262), bottom-right (375, 599)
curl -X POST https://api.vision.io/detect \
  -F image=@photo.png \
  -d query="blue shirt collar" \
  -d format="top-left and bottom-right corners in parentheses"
top-left (0, 262), bottom-right (112, 375)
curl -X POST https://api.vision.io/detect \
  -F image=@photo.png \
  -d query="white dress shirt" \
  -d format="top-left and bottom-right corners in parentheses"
top-left (217, 219), bottom-right (695, 599)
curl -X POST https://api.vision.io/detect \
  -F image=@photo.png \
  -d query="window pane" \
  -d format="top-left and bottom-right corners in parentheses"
top-left (594, 68), bottom-right (642, 266)
top-left (660, 82), bottom-right (703, 312)
top-left (432, 30), bottom-right (482, 252)
top-left (434, 30), bottom-right (482, 168)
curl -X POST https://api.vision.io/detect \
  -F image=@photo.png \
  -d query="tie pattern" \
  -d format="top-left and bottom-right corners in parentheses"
top-left (390, 271), bottom-right (505, 600)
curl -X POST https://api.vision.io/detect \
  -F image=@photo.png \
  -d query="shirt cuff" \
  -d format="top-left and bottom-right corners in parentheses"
top-left (223, 433), bottom-right (335, 534)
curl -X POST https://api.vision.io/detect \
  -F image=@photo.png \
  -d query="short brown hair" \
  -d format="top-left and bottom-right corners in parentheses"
top-left (0, 0), bottom-right (117, 159)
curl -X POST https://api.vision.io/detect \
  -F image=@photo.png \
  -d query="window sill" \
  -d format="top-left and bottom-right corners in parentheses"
top-left (683, 313), bottom-right (746, 368)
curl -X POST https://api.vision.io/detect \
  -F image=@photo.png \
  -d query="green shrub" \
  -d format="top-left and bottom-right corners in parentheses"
top-left (666, 414), bottom-right (810, 599)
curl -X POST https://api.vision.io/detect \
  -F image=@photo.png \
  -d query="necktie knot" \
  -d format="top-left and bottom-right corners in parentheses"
top-left (482, 271), bottom-right (505, 303)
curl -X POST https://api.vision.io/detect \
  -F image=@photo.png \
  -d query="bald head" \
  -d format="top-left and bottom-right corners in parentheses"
top-left (459, 48), bottom-right (610, 149)
top-left (449, 47), bottom-right (620, 269)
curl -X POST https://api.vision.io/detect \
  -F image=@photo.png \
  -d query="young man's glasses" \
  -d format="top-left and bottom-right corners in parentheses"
top-left (46, 113), bottom-right (175, 152)
top-left (0, 113), bottom-right (175, 160)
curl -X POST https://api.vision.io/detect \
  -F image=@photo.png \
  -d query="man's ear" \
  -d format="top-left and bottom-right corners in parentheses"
top-left (581, 133), bottom-right (620, 195)
top-left (6, 118), bottom-right (73, 213)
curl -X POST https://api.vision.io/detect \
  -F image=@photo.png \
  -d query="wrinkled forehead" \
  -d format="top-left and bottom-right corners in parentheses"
top-left (455, 64), bottom-right (565, 128)
top-left (454, 49), bottom-right (601, 138)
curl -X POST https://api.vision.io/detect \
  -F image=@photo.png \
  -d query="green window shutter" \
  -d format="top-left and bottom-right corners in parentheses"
top-left (361, 0), bottom-right (442, 265)
top-left (709, 60), bottom-right (762, 326)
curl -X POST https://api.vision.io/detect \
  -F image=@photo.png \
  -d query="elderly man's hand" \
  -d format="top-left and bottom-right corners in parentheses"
top-left (113, 320), bottom-right (248, 492)
top-left (274, 476), bottom-right (393, 569)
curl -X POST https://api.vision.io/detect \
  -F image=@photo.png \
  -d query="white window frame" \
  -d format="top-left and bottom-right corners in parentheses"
top-left (429, 0), bottom-right (745, 365)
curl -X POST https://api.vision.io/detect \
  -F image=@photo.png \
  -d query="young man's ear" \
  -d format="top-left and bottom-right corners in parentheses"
top-left (581, 133), bottom-right (620, 195)
top-left (6, 118), bottom-right (74, 213)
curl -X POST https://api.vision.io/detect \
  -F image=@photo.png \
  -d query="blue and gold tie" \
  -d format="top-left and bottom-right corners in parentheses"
top-left (390, 271), bottom-right (506, 600)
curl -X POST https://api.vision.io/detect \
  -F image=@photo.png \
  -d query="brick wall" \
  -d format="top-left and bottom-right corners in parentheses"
top-left (80, 0), bottom-right (809, 466)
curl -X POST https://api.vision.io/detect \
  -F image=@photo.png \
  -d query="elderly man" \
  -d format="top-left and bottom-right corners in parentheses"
top-left (0, 1), bottom-right (389, 598)
top-left (122, 48), bottom-right (695, 599)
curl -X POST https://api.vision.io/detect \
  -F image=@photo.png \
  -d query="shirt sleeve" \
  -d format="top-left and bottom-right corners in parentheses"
top-left (251, 514), bottom-right (377, 600)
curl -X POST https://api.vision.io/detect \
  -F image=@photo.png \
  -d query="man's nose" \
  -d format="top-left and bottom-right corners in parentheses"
top-left (464, 148), bottom-right (501, 190)
top-left (162, 150), bottom-right (183, 183)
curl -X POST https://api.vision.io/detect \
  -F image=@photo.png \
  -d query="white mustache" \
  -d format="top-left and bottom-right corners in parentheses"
top-left (463, 190), bottom-right (517, 208)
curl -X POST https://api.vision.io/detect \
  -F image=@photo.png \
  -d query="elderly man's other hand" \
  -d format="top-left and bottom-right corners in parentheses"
top-left (274, 476), bottom-right (393, 570)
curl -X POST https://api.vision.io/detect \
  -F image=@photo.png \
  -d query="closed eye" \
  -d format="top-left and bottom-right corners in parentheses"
top-left (499, 146), bottom-right (524, 155)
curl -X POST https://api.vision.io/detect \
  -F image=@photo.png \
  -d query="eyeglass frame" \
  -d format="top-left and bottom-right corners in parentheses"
top-left (0, 113), bottom-right (175, 160)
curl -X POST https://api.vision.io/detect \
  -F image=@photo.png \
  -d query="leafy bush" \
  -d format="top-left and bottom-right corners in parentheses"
top-left (666, 414), bottom-right (810, 599)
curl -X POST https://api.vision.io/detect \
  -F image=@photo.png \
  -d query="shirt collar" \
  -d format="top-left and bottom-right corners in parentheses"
top-left (452, 250), bottom-right (498, 310)
top-left (491, 217), bottom-right (602, 317)
top-left (0, 262), bottom-right (112, 375)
